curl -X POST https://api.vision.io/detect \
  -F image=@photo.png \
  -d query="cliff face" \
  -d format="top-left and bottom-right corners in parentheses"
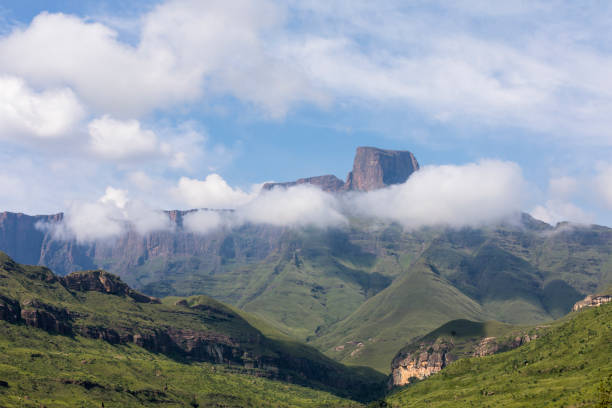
top-left (389, 320), bottom-right (540, 387)
top-left (390, 341), bottom-right (453, 386)
top-left (262, 146), bottom-right (420, 193)
top-left (344, 147), bottom-right (420, 191)
top-left (572, 294), bottom-right (612, 311)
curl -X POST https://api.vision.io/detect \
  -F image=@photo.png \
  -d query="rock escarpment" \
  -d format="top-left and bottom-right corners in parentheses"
top-left (390, 341), bottom-right (453, 386)
top-left (389, 320), bottom-right (540, 387)
top-left (62, 270), bottom-right (160, 303)
top-left (263, 146), bottom-right (420, 193)
top-left (572, 294), bottom-right (612, 311)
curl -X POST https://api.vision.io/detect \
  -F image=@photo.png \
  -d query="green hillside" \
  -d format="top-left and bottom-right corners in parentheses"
top-left (3, 215), bottom-right (612, 377)
top-left (0, 322), bottom-right (361, 408)
top-left (385, 301), bottom-right (612, 407)
top-left (309, 220), bottom-right (606, 372)
top-left (311, 258), bottom-right (489, 372)
top-left (0, 251), bottom-right (386, 405)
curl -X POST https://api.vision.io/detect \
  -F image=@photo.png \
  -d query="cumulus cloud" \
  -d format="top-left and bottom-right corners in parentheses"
top-left (2, 1), bottom-right (612, 137)
top-left (0, 75), bottom-right (84, 139)
top-left (238, 185), bottom-right (347, 228)
top-left (88, 115), bottom-right (160, 159)
top-left (172, 174), bottom-right (257, 209)
top-left (38, 186), bottom-right (172, 242)
top-left (0, 1), bottom-right (322, 118)
top-left (350, 160), bottom-right (527, 229)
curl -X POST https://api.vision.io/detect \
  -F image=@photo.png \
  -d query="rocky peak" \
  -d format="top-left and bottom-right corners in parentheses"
top-left (344, 147), bottom-right (419, 191)
top-left (262, 147), bottom-right (419, 193)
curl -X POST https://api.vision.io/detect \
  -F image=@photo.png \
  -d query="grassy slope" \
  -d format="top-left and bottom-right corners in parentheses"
top-left (0, 322), bottom-right (360, 408)
top-left (0, 252), bottom-right (386, 403)
top-left (312, 222), bottom-right (605, 373)
top-left (386, 302), bottom-right (612, 407)
top-left (312, 258), bottom-right (489, 373)
top-left (8, 218), bottom-right (612, 377)
top-left (394, 319), bottom-right (528, 360)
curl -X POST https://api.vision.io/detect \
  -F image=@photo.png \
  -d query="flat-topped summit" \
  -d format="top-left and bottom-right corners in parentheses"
top-left (344, 147), bottom-right (419, 191)
top-left (263, 146), bottom-right (420, 192)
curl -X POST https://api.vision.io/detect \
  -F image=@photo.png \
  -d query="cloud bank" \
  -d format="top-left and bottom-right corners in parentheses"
top-left (38, 187), bottom-right (173, 242)
top-left (41, 159), bottom-right (533, 240)
top-left (350, 160), bottom-right (526, 229)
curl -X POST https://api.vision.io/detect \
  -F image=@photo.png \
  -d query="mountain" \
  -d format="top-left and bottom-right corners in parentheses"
top-left (3, 211), bottom-right (611, 375)
top-left (0, 251), bottom-right (386, 405)
top-left (263, 146), bottom-right (420, 192)
top-left (384, 293), bottom-right (612, 407)
top-left (2, 147), bottom-right (612, 374)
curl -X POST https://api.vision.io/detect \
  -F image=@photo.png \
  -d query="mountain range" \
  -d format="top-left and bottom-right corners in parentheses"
top-left (1, 147), bottom-right (612, 376)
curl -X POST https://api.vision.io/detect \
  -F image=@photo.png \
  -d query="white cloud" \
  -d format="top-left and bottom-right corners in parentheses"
top-left (99, 186), bottom-right (128, 209)
top-left (38, 186), bottom-right (172, 242)
top-left (88, 115), bottom-right (159, 159)
top-left (0, 2), bottom-right (323, 118)
top-left (172, 174), bottom-right (256, 209)
top-left (2, 0), bottom-right (612, 138)
top-left (350, 160), bottom-right (527, 229)
top-left (182, 162), bottom-right (527, 233)
top-left (238, 185), bottom-right (347, 228)
top-left (0, 75), bottom-right (83, 139)
top-left (530, 200), bottom-right (593, 225)
top-left (183, 210), bottom-right (224, 234)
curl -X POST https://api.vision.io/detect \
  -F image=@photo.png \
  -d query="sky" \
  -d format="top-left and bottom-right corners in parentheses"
top-left (1, 0), bottom-right (612, 236)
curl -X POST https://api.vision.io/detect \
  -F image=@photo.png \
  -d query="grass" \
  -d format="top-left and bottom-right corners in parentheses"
top-left (0, 251), bottom-right (387, 403)
top-left (385, 302), bottom-right (612, 407)
top-left (0, 322), bottom-right (361, 408)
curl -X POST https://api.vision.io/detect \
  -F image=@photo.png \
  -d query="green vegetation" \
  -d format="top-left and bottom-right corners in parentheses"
top-left (0, 322), bottom-right (360, 407)
top-left (5, 215), bottom-right (612, 376)
top-left (0, 251), bottom-right (386, 405)
top-left (385, 302), bottom-right (612, 407)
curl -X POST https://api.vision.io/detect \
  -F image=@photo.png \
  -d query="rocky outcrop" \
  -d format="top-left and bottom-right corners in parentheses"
top-left (61, 270), bottom-right (160, 303)
top-left (390, 341), bottom-right (453, 386)
top-left (390, 320), bottom-right (540, 387)
top-left (261, 146), bottom-right (419, 193)
top-left (572, 294), bottom-right (612, 311)
top-left (344, 147), bottom-right (419, 191)
top-left (19, 299), bottom-right (74, 335)
top-left (263, 175), bottom-right (345, 192)
top-left (0, 295), bottom-right (21, 323)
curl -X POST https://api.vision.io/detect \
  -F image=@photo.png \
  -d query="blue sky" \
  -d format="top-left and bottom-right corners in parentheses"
top-left (1, 0), bottom-right (612, 228)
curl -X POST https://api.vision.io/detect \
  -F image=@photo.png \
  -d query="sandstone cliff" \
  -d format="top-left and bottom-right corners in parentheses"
top-left (572, 294), bottom-right (612, 311)
top-left (389, 320), bottom-right (540, 387)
